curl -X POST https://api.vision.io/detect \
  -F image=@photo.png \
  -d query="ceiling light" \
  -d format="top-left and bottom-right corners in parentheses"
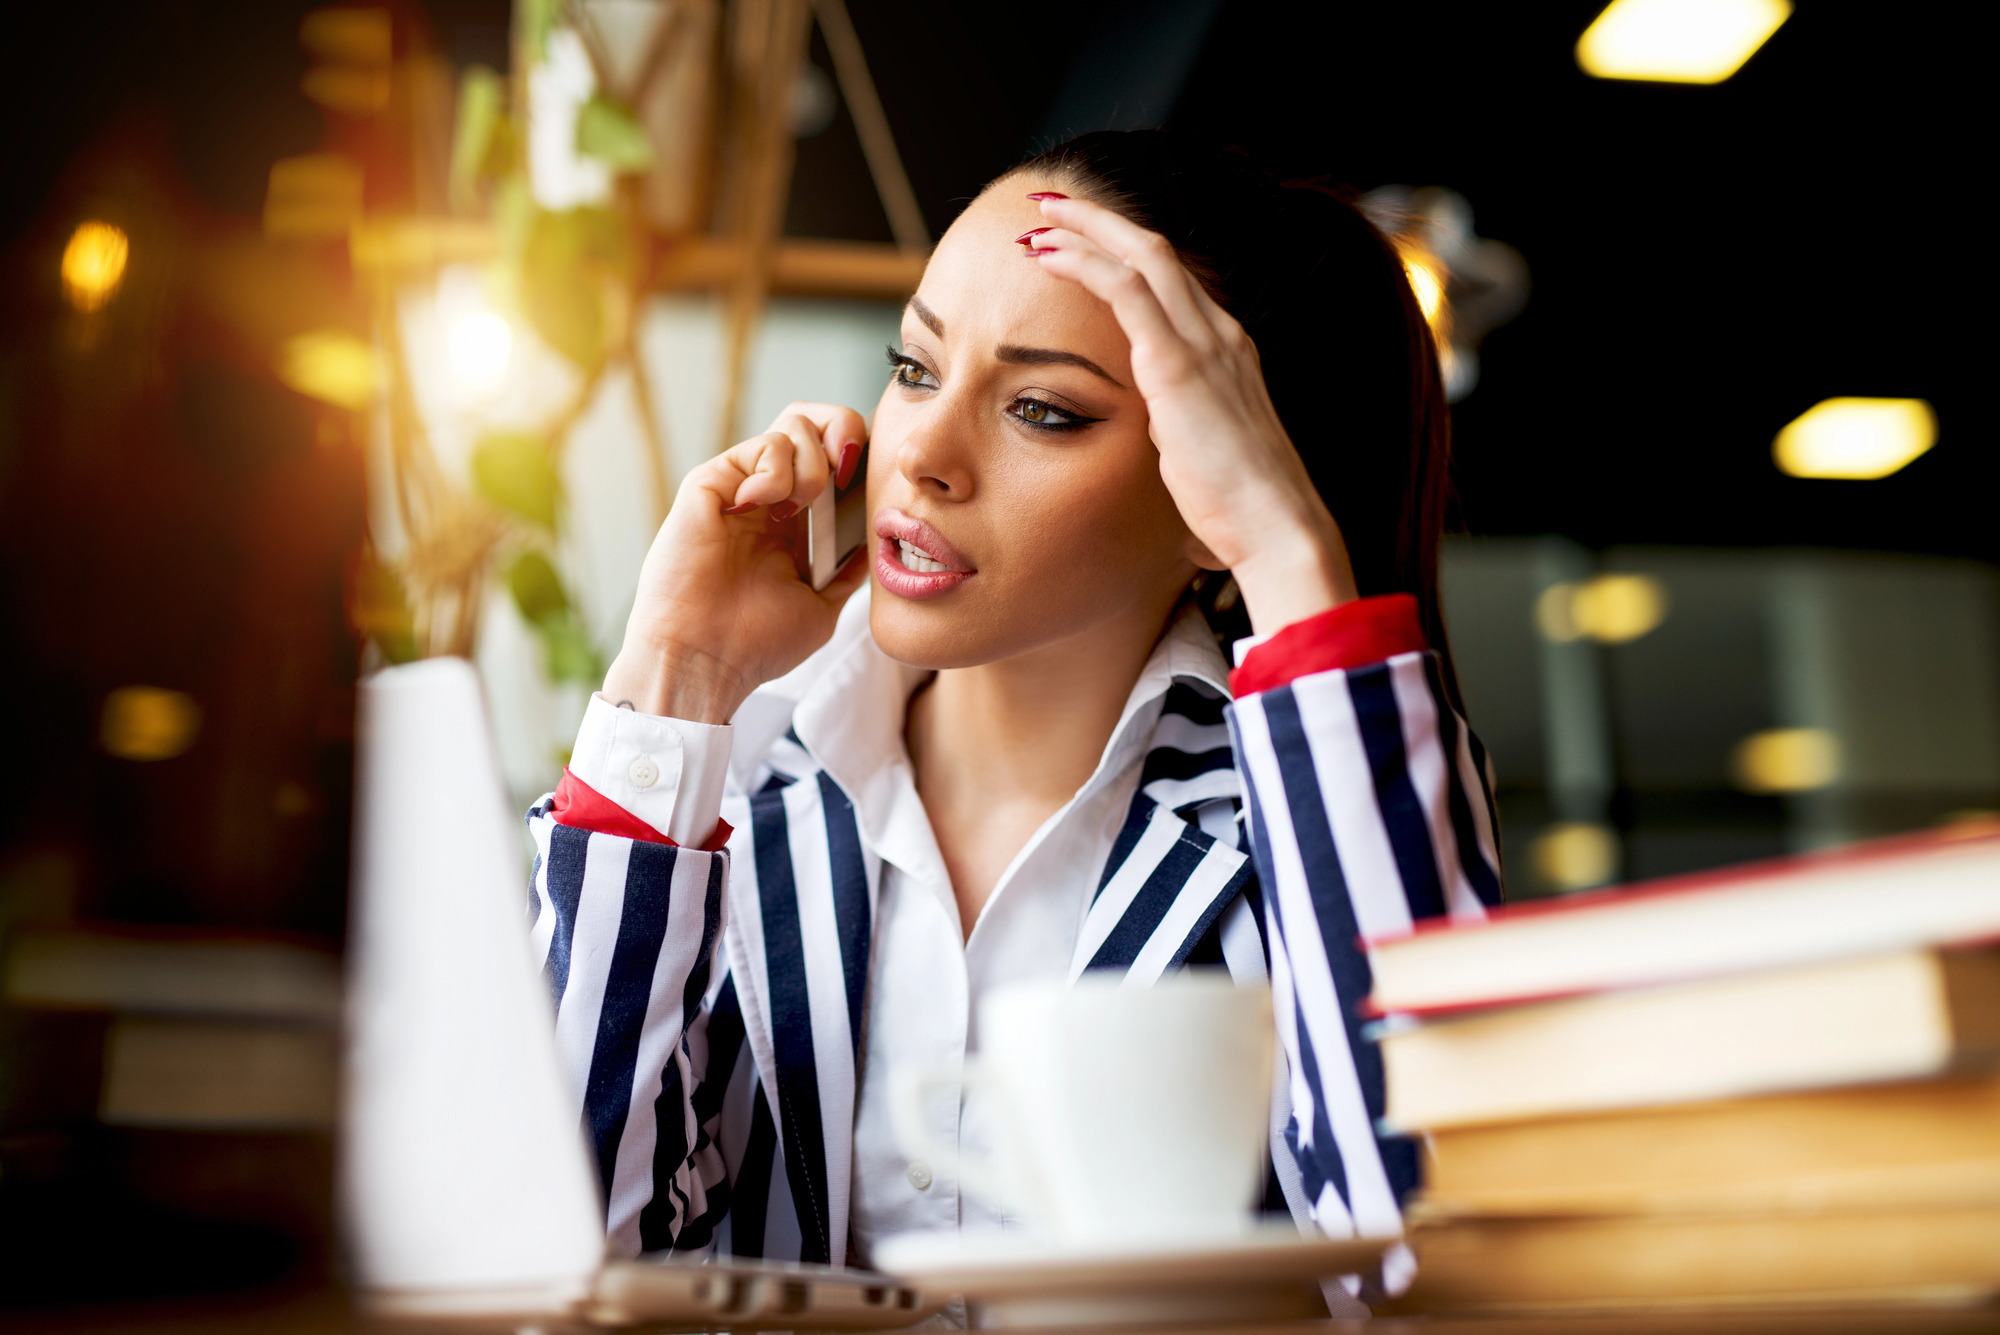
top-left (63, 221), bottom-right (129, 311)
top-left (1530, 822), bottom-right (1619, 892)
top-left (1731, 728), bottom-right (1841, 793)
top-left (1773, 397), bottom-right (1937, 480)
top-left (1577, 0), bottom-right (1792, 84)
top-left (1536, 574), bottom-right (1670, 644)
top-left (100, 687), bottom-right (202, 762)
top-left (278, 331), bottom-right (381, 410)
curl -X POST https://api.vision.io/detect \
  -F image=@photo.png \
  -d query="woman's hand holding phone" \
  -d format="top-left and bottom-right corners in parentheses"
top-left (602, 402), bottom-right (871, 725)
top-left (1026, 195), bottom-right (1360, 636)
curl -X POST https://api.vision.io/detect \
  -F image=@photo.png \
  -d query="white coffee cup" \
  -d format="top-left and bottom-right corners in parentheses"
top-left (890, 973), bottom-right (1274, 1242)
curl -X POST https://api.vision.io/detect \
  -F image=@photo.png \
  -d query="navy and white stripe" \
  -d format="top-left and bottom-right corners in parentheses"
top-left (527, 645), bottom-right (1500, 1266)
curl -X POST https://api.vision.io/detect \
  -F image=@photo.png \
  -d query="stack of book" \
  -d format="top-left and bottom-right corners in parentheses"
top-left (1369, 825), bottom-right (2000, 1314)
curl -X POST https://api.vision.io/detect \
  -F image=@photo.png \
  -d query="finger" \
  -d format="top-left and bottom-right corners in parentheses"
top-left (1034, 195), bottom-right (1221, 347)
top-left (766, 411), bottom-right (832, 519)
top-left (1031, 230), bottom-right (1195, 377)
top-left (771, 401), bottom-right (869, 488)
top-left (693, 431), bottom-right (797, 514)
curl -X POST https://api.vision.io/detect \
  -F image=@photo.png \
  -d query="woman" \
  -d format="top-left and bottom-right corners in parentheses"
top-left (527, 131), bottom-right (1502, 1293)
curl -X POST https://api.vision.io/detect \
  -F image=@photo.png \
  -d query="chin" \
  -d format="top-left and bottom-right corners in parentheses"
top-left (867, 586), bottom-right (1012, 670)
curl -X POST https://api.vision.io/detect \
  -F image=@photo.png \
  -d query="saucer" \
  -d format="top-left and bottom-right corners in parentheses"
top-left (874, 1220), bottom-right (1394, 1327)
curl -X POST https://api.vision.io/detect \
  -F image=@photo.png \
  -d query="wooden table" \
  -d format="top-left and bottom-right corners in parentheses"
top-left (6, 1288), bottom-right (1998, 1335)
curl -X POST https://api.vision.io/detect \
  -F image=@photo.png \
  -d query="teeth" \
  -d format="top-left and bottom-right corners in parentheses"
top-left (898, 538), bottom-right (949, 574)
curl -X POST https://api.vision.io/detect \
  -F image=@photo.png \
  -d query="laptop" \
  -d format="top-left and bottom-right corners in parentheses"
top-left (345, 659), bottom-right (935, 1327)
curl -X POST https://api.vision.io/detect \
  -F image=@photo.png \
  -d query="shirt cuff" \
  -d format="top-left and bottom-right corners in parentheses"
top-left (563, 693), bottom-right (733, 848)
top-left (1227, 593), bottom-right (1429, 697)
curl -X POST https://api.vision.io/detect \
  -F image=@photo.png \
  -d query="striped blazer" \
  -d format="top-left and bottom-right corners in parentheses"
top-left (525, 625), bottom-right (1502, 1269)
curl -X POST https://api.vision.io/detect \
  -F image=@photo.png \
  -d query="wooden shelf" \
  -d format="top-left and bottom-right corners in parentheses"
top-left (349, 219), bottom-right (924, 301)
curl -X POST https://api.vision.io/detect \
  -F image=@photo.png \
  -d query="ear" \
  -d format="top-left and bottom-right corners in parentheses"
top-left (1183, 532), bottom-right (1228, 571)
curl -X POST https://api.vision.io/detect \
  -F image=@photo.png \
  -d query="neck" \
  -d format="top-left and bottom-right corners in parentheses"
top-left (906, 597), bottom-right (1184, 936)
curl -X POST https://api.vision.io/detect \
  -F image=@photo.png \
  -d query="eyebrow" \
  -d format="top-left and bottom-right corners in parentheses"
top-left (996, 345), bottom-right (1126, 388)
top-left (903, 297), bottom-right (1125, 388)
top-left (906, 296), bottom-right (943, 337)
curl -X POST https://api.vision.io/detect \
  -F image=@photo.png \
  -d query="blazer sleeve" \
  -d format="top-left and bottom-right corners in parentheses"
top-left (525, 794), bottom-right (735, 1257)
top-left (1224, 595), bottom-right (1504, 1243)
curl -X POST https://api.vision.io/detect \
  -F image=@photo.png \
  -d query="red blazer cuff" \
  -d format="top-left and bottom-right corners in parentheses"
top-left (1228, 593), bottom-right (1429, 697)
top-left (548, 768), bottom-right (733, 852)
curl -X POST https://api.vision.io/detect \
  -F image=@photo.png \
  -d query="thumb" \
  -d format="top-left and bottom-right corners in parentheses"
top-left (815, 544), bottom-right (871, 611)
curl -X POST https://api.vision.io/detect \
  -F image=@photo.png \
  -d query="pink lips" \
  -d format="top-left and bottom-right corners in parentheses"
top-left (874, 508), bottom-right (974, 601)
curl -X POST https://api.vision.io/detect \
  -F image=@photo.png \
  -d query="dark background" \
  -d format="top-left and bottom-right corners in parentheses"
top-left (6, 1), bottom-right (1983, 569)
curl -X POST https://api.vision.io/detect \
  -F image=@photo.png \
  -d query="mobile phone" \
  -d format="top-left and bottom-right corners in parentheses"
top-left (801, 444), bottom-right (869, 591)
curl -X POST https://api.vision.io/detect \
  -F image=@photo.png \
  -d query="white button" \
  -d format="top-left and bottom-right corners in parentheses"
top-left (906, 1161), bottom-right (933, 1190)
top-left (629, 755), bottom-right (660, 789)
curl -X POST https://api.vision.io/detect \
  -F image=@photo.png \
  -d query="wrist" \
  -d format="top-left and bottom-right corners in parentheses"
top-left (1230, 524), bottom-right (1359, 635)
top-left (602, 636), bottom-right (753, 725)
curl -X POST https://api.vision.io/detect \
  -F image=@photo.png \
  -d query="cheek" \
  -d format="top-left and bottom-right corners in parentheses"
top-left (988, 433), bottom-right (1185, 590)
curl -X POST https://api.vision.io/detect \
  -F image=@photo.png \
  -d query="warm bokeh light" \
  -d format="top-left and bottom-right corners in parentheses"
top-left (62, 221), bottom-right (130, 311)
top-left (1404, 256), bottom-right (1444, 325)
top-left (1773, 397), bottom-right (1937, 480)
top-left (264, 153), bottom-right (364, 240)
top-left (100, 687), bottom-right (202, 762)
top-left (302, 66), bottom-right (392, 115)
top-left (1576, 0), bottom-right (1792, 84)
top-left (1530, 821), bottom-right (1619, 891)
top-left (1537, 574), bottom-right (1670, 644)
top-left (446, 309), bottom-right (513, 394)
top-left (1731, 727), bottom-right (1842, 793)
top-left (278, 331), bottom-right (381, 410)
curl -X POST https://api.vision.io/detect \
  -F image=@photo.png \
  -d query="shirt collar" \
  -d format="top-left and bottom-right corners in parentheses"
top-left (771, 586), bottom-right (1231, 864)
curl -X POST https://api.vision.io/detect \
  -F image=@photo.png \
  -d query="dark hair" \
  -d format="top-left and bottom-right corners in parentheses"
top-left (1003, 130), bottom-right (1461, 703)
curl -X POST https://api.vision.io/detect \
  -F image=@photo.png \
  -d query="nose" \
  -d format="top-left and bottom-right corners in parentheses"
top-left (892, 407), bottom-right (975, 501)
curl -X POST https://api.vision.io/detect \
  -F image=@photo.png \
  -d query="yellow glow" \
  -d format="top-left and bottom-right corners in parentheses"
top-left (1404, 257), bottom-right (1443, 325)
top-left (1536, 574), bottom-right (1669, 644)
top-left (302, 66), bottom-right (391, 115)
top-left (278, 330), bottom-right (381, 409)
top-left (62, 221), bottom-right (130, 311)
top-left (1530, 822), bottom-right (1619, 892)
top-left (1577, 0), bottom-right (1791, 84)
top-left (1774, 397), bottom-right (1937, 480)
top-left (100, 687), bottom-right (202, 762)
top-left (264, 154), bottom-right (364, 240)
top-left (300, 7), bottom-right (392, 65)
top-left (446, 309), bottom-right (512, 394)
top-left (1731, 727), bottom-right (1842, 793)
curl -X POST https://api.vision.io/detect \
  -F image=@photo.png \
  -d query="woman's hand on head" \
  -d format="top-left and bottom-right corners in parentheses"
top-left (602, 403), bottom-right (870, 724)
top-left (1027, 194), bottom-right (1359, 634)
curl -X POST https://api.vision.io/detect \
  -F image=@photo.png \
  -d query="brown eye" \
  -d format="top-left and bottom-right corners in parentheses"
top-left (1021, 401), bottom-right (1047, 422)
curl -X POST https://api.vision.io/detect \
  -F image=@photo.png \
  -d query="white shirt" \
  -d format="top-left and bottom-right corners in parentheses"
top-left (566, 589), bottom-right (1236, 1264)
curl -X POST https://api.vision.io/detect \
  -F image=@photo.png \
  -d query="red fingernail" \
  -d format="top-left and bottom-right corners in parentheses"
top-left (1014, 228), bottom-right (1053, 246)
top-left (769, 500), bottom-right (800, 522)
top-left (836, 441), bottom-right (861, 489)
top-left (723, 501), bottom-right (759, 515)
top-left (1027, 192), bottom-right (1068, 201)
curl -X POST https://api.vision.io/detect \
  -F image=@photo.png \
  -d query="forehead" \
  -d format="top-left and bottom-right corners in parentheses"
top-left (907, 183), bottom-right (1129, 370)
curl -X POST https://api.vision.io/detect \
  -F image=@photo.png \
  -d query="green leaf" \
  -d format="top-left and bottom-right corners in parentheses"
top-left (472, 432), bottom-right (561, 530)
top-left (518, 0), bottom-right (562, 59)
top-left (520, 207), bottom-right (629, 372)
top-left (449, 66), bottom-right (505, 213)
top-left (536, 615), bottom-right (603, 684)
top-left (507, 550), bottom-right (570, 625)
top-left (504, 552), bottom-right (602, 684)
top-left (575, 95), bottom-right (655, 172)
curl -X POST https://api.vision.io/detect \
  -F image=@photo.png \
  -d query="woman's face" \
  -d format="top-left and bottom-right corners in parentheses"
top-left (867, 179), bottom-right (1204, 670)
